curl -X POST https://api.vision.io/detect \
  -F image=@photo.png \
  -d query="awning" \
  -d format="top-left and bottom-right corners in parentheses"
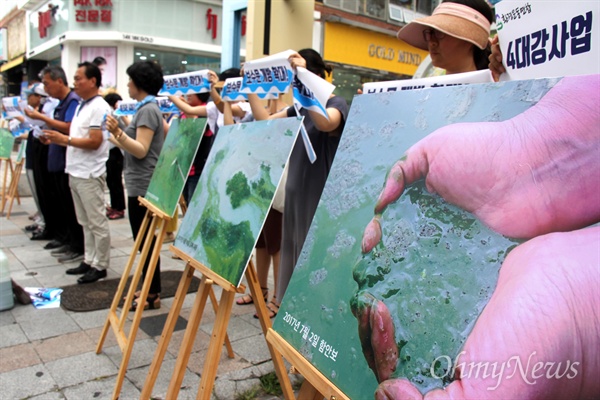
top-left (0, 56), bottom-right (25, 72)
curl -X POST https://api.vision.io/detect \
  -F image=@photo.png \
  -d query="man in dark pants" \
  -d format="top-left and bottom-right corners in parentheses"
top-left (25, 66), bottom-right (84, 262)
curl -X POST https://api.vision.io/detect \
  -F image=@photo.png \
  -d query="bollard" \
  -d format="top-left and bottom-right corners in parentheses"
top-left (0, 249), bottom-right (14, 311)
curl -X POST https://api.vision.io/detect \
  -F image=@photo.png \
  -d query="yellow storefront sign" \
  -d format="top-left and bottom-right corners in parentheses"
top-left (324, 22), bottom-right (429, 76)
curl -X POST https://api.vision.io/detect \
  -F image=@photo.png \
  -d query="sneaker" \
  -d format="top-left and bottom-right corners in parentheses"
top-left (57, 251), bottom-right (84, 263)
top-left (25, 223), bottom-right (39, 232)
top-left (66, 262), bottom-right (91, 275)
top-left (30, 229), bottom-right (52, 241)
top-left (77, 268), bottom-right (107, 284)
top-left (50, 245), bottom-right (70, 256)
top-left (44, 240), bottom-right (63, 250)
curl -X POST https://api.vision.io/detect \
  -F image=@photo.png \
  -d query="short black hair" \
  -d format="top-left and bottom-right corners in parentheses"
top-left (192, 92), bottom-right (211, 103)
top-left (126, 61), bottom-right (164, 96)
top-left (78, 61), bottom-right (102, 88)
top-left (41, 65), bottom-right (69, 87)
top-left (104, 92), bottom-right (123, 108)
top-left (219, 68), bottom-right (241, 81)
top-left (92, 56), bottom-right (107, 66)
top-left (298, 49), bottom-right (332, 79)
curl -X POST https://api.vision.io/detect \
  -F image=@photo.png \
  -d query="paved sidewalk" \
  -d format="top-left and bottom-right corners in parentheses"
top-left (0, 193), bottom-right (300, 399)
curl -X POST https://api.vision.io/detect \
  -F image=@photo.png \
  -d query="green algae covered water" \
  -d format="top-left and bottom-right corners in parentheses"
top-left (351, 180), bottom-right (519, 390)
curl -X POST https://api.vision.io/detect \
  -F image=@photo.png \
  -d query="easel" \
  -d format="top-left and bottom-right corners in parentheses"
top-left (95, 197), bottom-right (232, 399)
top-left (266, 328), bottom-right (350, 400)
top-left (140, 247), bottom-right (294, 400)
top-left (0, 157), bottom-right (20, 214)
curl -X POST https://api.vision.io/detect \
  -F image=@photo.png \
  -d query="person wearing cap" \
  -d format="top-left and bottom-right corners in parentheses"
top-left (15, 83), bottom-right (51, 234)
top-left (396, 0), bottom-right (494, 75)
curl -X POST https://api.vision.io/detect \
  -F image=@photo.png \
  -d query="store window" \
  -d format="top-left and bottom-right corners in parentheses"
top-left (360, 0), bottom-right (386, 19)
top-left (325, 0), bottom-right (440, 23)
top-left (133, 48), bottom-right (220, 76)
top-left (389, 0), bottom-right (438, 15)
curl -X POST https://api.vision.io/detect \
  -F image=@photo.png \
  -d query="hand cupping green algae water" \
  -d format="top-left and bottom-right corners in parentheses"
top-left (350, 180), bottom-right (519, 393)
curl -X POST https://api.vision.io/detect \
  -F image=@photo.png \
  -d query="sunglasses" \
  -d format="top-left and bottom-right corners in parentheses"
top-left (422, 29), bottom-right (447, 42)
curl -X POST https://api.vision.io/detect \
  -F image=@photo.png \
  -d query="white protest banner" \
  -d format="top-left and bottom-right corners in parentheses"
top-left (363, 70), bottom-right (493, 94)
top-left (113, 99), bottom-right (138, 116)
top-left (495, 1), bottom-right (599, 81)
top-left (114, 97), bottom-right (178, 116)
top-left (292, 67), bottom-right (335, 120)
top-left (158, 70), bottom-right (211, 96)
top-left (221, 77), bottom-right (277, 101)
top-left (241, 50), bottom-right (295, 94)
top-left (156, 97), bottom-right (179, 114)
top-left (2, 97), bottom-right (26, 119)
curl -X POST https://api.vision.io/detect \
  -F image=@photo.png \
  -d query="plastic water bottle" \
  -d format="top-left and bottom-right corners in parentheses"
top-left (0, 250), bottom-right (14, 311)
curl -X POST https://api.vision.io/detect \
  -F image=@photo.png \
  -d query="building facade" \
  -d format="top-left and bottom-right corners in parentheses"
top-left (2, 0), bottom-right (445, 102)
top-left (315, 0), bottom-right (437, 102)
top-left (3, 0), bottom-right (245, 98)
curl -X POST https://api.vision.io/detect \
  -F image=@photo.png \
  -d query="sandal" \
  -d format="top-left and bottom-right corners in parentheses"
top-left (254, 298), bottom-right (279, 319)
top-left (130, 293), bottom-right (160, 311)
top-left (123, 290), bottom-right (141, 302)
top-left (236, 287), bottom-right (268, 305)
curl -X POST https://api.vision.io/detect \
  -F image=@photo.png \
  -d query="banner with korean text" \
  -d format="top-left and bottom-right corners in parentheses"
top-left (495, 0), bottom-right (599, 80)
top-left (158, 70), bottom-right (212, 96)
top-left (362, 70), bottom-right (493, 93)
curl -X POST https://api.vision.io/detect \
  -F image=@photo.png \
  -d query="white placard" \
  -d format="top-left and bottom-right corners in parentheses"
top-left (363, 70), bottom-right (493, 93)
top-left (495, 1), bottom-right (600, 81)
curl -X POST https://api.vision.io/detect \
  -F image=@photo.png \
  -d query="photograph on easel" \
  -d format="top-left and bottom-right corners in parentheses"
top-left (0, 129), bottom-right (14, 159)
top-left (272, 77), bottom-right (575, 398)
top-left (174, 117), bottom-right (301, 286)
top-left (144, 118), bottom-right (207, 217)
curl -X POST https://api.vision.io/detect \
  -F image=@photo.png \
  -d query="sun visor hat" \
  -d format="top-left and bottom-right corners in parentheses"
top-left (397, 2), bottom-right (491, 50)
top-left (24, 83), bottom-right (48, 97)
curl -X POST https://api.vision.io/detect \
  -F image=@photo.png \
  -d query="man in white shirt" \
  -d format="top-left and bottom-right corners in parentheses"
top-left (42, 62), bottom-right (111, 284)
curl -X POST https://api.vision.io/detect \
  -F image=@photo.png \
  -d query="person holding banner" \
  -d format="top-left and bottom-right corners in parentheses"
top-left (168, 68), bottom-right (251, 137)
top-left (105, 61), bottom-right (165, 310)
top-left (396, 0), bottom-right (494, 74)
top-left (247, 49), bottom-right (349, 312)
top-left (13, 84), bottom-right (49, 231)
top-left (103, 93), bottom-right (128, 220)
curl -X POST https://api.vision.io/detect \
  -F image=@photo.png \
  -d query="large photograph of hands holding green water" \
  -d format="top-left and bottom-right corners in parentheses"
top-left (174, 117), bottom-right (301, 286)
top-left (144, 118), bottom-right (207, 217)
top-left (273, 78), bottom-right (565, 398)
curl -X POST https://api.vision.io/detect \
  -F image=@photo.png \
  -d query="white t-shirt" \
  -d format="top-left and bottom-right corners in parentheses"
top-left (205, 101), bottom-right (253, 134)
top-left (65, 95), bottom-right (111, 178)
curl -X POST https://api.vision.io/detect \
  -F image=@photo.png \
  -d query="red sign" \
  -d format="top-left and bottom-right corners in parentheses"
top-left (73, 0), bottom-right (112, 23)
top-left (206, 8), bottom-right (218, 40)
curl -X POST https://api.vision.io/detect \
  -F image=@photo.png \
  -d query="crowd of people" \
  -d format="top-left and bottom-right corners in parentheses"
top-left (2, 0), bottom-right (597, 397)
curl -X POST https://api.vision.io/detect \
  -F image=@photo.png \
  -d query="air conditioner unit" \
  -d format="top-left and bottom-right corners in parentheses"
top-left (389, 4), bottom-right (405, 22)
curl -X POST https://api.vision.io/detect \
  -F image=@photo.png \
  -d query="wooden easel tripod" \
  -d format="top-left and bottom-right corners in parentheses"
top-left (1, 156), bottom-right (22, 218)
top-left (140, 248), bottom-right (295, 400)
top-left (95, 197), bottom-right (233, 399)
